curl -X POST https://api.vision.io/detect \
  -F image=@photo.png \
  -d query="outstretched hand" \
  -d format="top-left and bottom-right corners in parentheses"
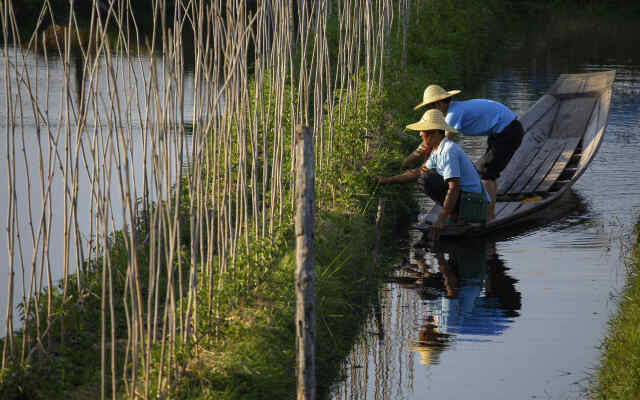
top-left (376, 176), bottom-right (390, 184)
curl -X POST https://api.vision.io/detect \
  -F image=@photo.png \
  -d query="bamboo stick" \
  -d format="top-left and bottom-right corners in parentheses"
top-left (294, 125), bottom-right (315, 400)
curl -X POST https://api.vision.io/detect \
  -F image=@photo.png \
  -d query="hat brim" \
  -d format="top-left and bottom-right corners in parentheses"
top-left (413, 89), bottom-right (461, 110)
top-left (406, 120), bottom-right (459, 134)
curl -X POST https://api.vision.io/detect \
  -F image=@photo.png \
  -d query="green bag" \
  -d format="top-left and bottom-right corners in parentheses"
top-left (458, 190), bottom-right (488, 225)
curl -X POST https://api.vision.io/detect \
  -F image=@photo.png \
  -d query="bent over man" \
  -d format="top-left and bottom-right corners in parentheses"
top-left (414, 85), bottom-right (524, 220)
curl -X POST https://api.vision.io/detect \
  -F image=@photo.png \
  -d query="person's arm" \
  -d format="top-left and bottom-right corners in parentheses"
top-left (377, 167), bottom-right (426, 184)
top-left (431, 178), bottom-right (460, 241)
top-left (436, 251), bottom-right (459, 298)
top-left (401, 143), bottom-right (430, 169)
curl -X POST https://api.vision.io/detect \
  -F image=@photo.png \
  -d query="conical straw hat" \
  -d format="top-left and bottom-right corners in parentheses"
top-left (406, 109), bottom-right (459, 134)
top-left (414, 84), bottom-right (461, 110)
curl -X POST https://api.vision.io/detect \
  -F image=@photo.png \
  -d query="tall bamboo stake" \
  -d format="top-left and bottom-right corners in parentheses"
top-left (294, 125), bottom-right (315, 400)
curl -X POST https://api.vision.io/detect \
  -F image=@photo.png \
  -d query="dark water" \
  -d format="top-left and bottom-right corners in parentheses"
top-left (331, 15), bottom-right (640, 400)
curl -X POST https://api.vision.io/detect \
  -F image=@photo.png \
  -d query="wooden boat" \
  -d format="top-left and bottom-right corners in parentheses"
top-left (416, 70), bottom-right (615, 237)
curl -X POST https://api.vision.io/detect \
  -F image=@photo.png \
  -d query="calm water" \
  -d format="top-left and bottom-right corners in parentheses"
top-left (331, 17), bottom-right (640, 400)
top-left (0, 50), bottom-right (198, 330)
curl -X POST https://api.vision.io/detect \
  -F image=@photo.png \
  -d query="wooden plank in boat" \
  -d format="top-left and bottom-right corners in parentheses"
top-left (507, 138), bottom-right (563, 194)
top-left (580, 89), bottom-right (612, 170)
top-left (493, 201), bottom-right (508, 215)
top-left (441, 224), bottom-right (474, 237)
top-left (493, 201), bottom-right (513, 217)
top-left (498, 107), bottom-right (558, 194)
top-left (516, 199), bottom-right (545, 215)
top-left (579, 126), bottom-right (605, 171)
top-left (519, 95), bottom-right (557, 131)
top-left (599, 87), bottom-right (613, 127)
top-left (495, 202), bottom-right (521, 219)
top-left (581, 98), bottom-right (602, 143)
top-left (535, 137), bottom-right (582, 192)
top-left (550, 76), bottom-right (586, 96)
top-left (496, 196), bottom-right (548, 222)
top-left (522, 141), bottom-right (567, 193)
top-left (582, 71), bottom-right (616, 94)
top-left (549, 96), bottom-right (597, 139)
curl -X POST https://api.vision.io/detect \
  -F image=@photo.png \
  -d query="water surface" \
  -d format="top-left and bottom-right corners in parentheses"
top-left (331, 15), bottom-right (640, 400)
top-left (0, 49), bottom-right (199, 330)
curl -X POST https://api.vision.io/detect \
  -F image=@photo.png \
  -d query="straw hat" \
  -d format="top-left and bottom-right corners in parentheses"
top-left (406, 109), bottom-right (459, 134)
top-left (414, 84), bottom-right (461, 110)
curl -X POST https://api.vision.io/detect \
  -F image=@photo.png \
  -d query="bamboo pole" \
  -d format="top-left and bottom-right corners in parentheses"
top-left (294, 125), bottom-right (315, 400)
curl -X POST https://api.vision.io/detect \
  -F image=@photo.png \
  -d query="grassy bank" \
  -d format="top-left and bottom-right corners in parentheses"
top-left (594, 221), bottom-right (640, 399)
top-left (173, 211), bottom-right (388, 399)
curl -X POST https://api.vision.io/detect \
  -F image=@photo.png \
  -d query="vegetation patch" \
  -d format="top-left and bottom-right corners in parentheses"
top-left (172, 211), bottom-right (389, 400)
top-left (594, 220), bottom-right (640, 400)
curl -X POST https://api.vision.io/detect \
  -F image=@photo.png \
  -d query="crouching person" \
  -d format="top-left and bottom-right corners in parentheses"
top-left (377, 109), bottom-right (489, 240)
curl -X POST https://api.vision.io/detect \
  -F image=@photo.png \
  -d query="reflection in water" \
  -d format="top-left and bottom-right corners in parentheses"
top-left (331, 239), bottom-right (520, 399)
top-left (403, 239), bottom-right (521, 366)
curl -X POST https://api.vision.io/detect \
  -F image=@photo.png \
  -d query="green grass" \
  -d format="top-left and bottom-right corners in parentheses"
top-left (594, 222), bottom-right (640, 399)
top-left (171, 211), bottom-right (391, 400)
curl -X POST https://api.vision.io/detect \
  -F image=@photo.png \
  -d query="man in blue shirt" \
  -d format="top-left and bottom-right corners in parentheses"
top-left (414, 85), bottom-right (524, 220)
top-left (377, 109), bottom-right (487, 240)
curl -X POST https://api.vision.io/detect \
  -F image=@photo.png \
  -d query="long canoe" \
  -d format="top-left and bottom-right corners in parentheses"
top-left (415, 70), bottom-right (615, 237)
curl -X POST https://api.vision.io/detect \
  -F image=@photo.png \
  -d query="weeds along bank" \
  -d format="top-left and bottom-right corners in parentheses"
top-left (1, 0), bottom-right (514, 398)
top-left (595, 220), bottom-right (640, 400)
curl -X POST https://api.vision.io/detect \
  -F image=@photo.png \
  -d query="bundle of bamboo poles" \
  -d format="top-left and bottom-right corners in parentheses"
top-left (0, 0), bottom-right (414, 397)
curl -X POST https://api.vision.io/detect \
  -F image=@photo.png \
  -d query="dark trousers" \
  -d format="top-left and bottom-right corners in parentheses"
top-left (477, 119), bottom-right (524, 180)
top-left (419, 171), bottom-right (460, 214)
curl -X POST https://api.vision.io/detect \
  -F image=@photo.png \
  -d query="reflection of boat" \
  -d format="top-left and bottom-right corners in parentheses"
top-left (399, 239), bottom-right (521, 364)
top-left (417, 70), bottom-right (615, 237)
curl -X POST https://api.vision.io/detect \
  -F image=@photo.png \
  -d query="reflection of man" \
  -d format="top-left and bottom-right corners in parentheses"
top-left (484, 242), bottom-right (522, 317)
top-left (407, 240), bottom-right (521, 363)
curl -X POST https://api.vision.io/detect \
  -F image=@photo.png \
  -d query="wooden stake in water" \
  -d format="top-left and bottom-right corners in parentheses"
top-left (294, 125), bottom-right (315, 400)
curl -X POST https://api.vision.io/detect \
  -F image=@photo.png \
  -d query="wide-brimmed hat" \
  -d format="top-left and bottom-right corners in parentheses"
top-left (413, 84), bottom-right (461, 110)
top-left (406, 109), bottom-right (459, 134)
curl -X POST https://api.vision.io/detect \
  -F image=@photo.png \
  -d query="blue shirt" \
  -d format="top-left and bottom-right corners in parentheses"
top-left (425, 138), bottom-right (485, 195)
top-left (446, 99), bottom-right (517, 137)
top-left (424, 250), bottom-right (514, 337)
top-left (425, 285), bottom-right (515, 337)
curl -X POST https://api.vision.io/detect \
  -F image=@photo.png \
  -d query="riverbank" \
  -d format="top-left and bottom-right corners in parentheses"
top-left (594, 219), bottom-right (640, 399)
top-left (172, 211), bottom-right (391, 399)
